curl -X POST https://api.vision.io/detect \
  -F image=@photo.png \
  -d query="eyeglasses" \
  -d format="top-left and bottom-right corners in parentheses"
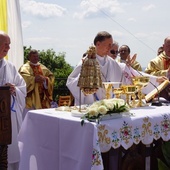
top-left (110, 50), bottom-right (119, 55)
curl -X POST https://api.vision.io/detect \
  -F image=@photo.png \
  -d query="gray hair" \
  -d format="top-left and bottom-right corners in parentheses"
top-left (112, 41), bottom-right (119, 47)
top-left (0, 31), bottom-right (9, 44)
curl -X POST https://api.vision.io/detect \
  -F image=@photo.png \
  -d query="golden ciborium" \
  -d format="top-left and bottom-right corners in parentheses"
top-left (132, 76), bottom-right (150, 107)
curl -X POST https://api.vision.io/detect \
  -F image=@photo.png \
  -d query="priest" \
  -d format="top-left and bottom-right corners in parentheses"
top-left (67, 31), bottom-right (167, 105)
top-left (0, 31), bottom-right (26, 170)
top-left (19, 49), bottom-right (54, 118)
top-left (145, 36), bottom-right (170, 77)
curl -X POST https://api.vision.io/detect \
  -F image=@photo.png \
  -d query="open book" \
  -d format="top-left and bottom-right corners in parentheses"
top-left (145, 80), bottom-right (170, 102)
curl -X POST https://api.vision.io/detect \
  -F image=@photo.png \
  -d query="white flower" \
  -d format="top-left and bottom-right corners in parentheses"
top-left (97, 105), bottom-right (108, 115)
top-left (84, 98), bottom-right (129, 120)
top-left (88, 108), bottom-right (98, 118)
top-left (103, 100), bottom-right (114, 110)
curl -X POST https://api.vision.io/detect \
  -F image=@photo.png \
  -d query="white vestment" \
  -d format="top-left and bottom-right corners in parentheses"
top-left (0, 59), bottom-right (26, 168)
top-left (67, 55), bottom-right (158, 105)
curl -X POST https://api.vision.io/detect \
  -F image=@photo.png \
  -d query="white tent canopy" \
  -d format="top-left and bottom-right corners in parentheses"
top-left (0, 0), bottom-right (24, 70)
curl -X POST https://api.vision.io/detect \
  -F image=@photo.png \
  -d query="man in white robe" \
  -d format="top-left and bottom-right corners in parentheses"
top-left (0, 31), bottom-right (26, 170)
top-left (67, 31), bottom-right (166, 105)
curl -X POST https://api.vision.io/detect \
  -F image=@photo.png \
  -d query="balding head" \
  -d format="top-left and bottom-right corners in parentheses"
top-left (0, 31), bottom-right (10, 58)
top-left (163, 36), bottom-right (170, 57)
top-left (0, 31), bottom-right (9, 45)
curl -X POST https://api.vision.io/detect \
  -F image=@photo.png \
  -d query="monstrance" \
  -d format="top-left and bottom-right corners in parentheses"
top-left (77, 46), bottom-right (103, 111)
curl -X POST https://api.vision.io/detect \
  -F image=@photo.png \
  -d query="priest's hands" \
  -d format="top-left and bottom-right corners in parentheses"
top-left (167, 67), bottom-right (170, 76)
top-left (156, 76), bottom-right (168, 84)
top-left (126, 54), bottom-right (137, 66)
top-left (35, 75), bottom-right (46, 83)
top-left (5, 83), bottom-right (16, 95)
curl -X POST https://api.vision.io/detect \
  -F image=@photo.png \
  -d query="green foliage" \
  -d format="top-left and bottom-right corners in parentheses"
top-left (158, 158), bottom-right (170, 170)
top-left (162, 141), bottom-right (170, 167)
top-left (23, 46), bottom-right (73, 102)
top-left (158, 141), bottom-right (170, 170)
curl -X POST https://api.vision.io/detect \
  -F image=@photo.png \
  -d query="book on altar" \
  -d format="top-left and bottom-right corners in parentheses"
top-left (145, 80), bottom-right (170, 102)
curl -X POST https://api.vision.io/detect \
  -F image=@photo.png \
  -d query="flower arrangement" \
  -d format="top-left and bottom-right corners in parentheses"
top-left (81, 98), bottom-right (130, 125)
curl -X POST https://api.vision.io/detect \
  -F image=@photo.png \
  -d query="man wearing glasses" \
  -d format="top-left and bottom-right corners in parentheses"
top-left (108, 41), bottom-right (119, 60)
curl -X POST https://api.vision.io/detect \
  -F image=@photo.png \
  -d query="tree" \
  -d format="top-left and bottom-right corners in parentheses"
top-left (23, 46), bottom-right (73, 101)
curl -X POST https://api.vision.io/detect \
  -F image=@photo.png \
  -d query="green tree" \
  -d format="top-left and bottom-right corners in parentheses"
top-left (23, 46), bottom-right (73, 102)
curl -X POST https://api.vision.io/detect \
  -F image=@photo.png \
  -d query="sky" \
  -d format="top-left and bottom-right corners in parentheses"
top-left (19, 0), bottom-right (170, 68)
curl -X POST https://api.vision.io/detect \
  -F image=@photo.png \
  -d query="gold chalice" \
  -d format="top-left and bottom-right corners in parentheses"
top-left (121, 85), bottom-right (137, 107)
top-left (113, 88), bottom-right (123, 98)
top-left (132, 76), bottom-right (149, 107)
top-left (103, 82), bottom-right (114, 99)
top-left (103, 82), bottom-right (121, 99)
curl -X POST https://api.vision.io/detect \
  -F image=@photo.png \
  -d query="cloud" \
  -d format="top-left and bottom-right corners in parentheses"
top-left (20, 0), bottom-right (66, 18)
top-left (127, 18), bottom-right (136, 22)
top-left (74, 0), bottom-right (124, 19)
top-left (22, 21), bottom-right (31, 28)
top-left (134, 32), bottom-right (162, 42)
top-left (111, 30), bottom-right (123, 38)
top-left (135, 32), bottom-right (148, 38)
top-left (142, 4), bottom-right (155, 11)
top-left (26, 37), bottom-right (59, 44)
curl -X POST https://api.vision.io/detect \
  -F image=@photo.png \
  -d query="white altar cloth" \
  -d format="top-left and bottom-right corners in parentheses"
top-left (18, 109), bottom-right (100, 170)
top-left (97, 106), bottom-right (170, 152)
top-left (18, 105), bottom-right (170, 170)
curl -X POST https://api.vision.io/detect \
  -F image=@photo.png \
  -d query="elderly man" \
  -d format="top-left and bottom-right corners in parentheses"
top-left (145, 37), bottom-right (170, 76)
top-left (66, 31), bottom-right (166, 106)
top-left (0, 31), bottom-right (26, 170)
top-left (108, 41), bottom-right (119, 60)
top-left (19, 49), bottom-right (54, 118)
top-left (145, 36), bottom-right (170, 100)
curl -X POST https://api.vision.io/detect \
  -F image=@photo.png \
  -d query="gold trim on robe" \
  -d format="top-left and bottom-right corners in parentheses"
top-left (145, 52), bottom-right (170, 76)
top-left (19, 61), bottom-right (54, 109)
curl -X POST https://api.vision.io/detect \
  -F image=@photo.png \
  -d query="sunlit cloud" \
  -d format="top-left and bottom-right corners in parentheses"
top-left (73, 0), bottom-right (124, 19)
top-left (20, 0), bottom-right (66, 18)
top-left (142, 4), bottom-right (155, 11)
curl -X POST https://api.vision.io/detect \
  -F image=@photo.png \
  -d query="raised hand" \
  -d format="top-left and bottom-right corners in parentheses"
top-left (126, 54), bottom-right (137, 66)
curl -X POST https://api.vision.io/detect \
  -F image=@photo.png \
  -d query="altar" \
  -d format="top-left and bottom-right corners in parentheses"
top-left (18, 105), bottom-right (170, 170)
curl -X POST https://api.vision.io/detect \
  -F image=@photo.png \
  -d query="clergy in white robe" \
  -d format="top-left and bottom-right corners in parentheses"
top-left (66, 31), bottom-right (164, 105)
top-left (0, 31), bottom-right (26, 170)
top-left (67, 55), bottom-right (159, 105)
top-left (0, 58), bottom-right (26, 170)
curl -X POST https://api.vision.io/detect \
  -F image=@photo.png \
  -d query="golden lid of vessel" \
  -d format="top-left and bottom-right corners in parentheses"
top-left (77, 46), bottom-right (102, 95)
top-left (132, 76), bottom-right (150, 87)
